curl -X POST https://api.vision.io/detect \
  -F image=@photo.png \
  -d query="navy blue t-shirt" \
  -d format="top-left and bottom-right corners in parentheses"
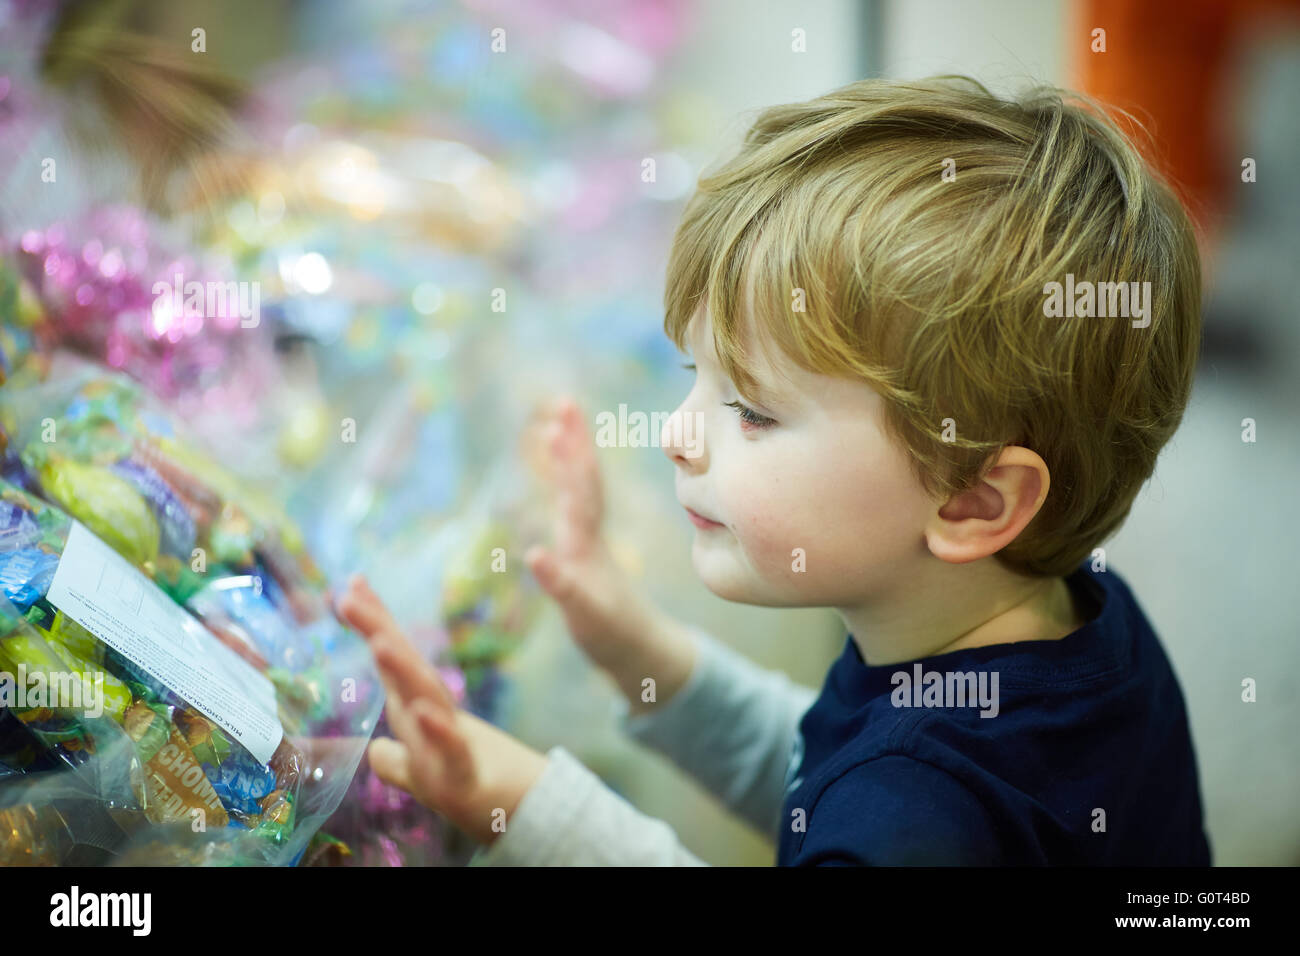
top-left (777, 561), bottom-right (1211, 865)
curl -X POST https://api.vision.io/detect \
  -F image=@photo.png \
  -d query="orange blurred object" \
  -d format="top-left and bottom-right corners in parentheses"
top-left (1071, 0), bottom-right (1300, 231)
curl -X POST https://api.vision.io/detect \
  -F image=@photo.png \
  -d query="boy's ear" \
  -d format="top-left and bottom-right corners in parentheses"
top-left (924, 446), bottom-right (1051, 564)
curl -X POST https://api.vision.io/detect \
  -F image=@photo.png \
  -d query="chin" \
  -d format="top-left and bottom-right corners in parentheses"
top-left (698, 574), bottom-right (760, 605)
top-left (691, 539), bottom-right (835, 608)
top-left (690, 544), bottom-right (769, 605)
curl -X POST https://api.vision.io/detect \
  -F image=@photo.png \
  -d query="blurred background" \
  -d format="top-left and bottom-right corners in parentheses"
top-left (1, 0), bottom-right (1296, 865)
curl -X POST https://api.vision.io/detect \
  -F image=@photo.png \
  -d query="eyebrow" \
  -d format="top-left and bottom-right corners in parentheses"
top-left (685, 319), bottom-right (792, 407)
top-left (687, 354), bottom-right (788, 409)
top-left (747, 376), bottom-right (791, 409)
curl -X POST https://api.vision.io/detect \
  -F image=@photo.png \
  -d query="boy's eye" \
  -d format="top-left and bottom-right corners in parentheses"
top-left (725, 400), bottom-right (776, 429)
top-left (682, 362), bottom-right (696, 372)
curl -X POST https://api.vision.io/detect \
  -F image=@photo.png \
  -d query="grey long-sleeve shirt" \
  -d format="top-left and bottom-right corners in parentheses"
top-left (468, 628), bottom-right (819, 865)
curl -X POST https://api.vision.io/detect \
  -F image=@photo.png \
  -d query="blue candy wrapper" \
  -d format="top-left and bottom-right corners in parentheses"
top-left (0, 547), bottom-right (58, 611)
top-left (0, 501), bottom-right (42, 552)
top-left (109, 459), bottom-right (197, 559)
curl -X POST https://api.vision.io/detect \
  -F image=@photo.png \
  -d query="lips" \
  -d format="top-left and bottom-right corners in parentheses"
top-left (684, 506), bottom-right (724, 530)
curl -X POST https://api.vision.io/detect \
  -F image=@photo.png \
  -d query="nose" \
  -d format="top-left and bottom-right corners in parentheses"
top-left (660, 399), bottom-right (706, 471)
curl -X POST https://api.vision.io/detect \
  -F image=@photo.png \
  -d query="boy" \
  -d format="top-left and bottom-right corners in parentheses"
top-left (336, 76), bottom-right (1211, 865)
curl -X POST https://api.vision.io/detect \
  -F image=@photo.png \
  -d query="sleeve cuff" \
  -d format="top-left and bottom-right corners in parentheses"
top-left (466, 744), bottom-right (709, 866)
top-left (468, 745), bottom-right (601, 867)
top-left (611, 627), bottom-right (728, 743)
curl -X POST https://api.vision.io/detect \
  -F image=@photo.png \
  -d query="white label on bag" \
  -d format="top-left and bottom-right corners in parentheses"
top-left (47, 520), bottom-right (283, 765)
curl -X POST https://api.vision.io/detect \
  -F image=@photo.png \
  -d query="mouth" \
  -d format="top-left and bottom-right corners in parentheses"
top-left (684, 507), bottom-right (725, 531)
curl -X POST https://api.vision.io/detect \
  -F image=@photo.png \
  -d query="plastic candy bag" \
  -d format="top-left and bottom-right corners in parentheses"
top-left (0, 360), bottom-right (383, 865)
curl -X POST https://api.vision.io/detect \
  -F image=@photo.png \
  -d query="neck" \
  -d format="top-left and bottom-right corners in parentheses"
top-left (837, 557), bottom-right (1084, 667)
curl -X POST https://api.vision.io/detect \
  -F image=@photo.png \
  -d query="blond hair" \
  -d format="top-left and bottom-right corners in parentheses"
top-left (663, 76), bottom-right (1202, 578)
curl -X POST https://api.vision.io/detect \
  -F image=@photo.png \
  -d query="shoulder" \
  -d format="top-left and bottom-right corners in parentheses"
top-left (788, 753), bottom-right (1006, 866)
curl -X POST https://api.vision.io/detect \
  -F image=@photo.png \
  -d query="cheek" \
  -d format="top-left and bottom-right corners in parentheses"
top-left (731, 503), bottom-right (803, 577)
top-left (721, 453), bottom-right (826, 580)
top-left (830, 462), bottom-right (928, 545)
top-left (726, 442), bottom-right (929, 590)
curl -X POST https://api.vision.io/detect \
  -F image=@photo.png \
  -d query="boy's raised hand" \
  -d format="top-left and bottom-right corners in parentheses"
top-left (522, 397), bottom-right (699, 714)
top-left (334, 574), bottom-right (545, 844)
top-left (523, 397), bottom-right (655, 672)
top-left (335, 575), bottom-right (474, 813)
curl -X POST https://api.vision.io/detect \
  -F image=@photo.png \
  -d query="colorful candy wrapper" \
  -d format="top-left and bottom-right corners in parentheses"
top-left (0, 499), bottom-right (41, 551)
top-left (109, 459), bottom-right (197, 560)
top-left (0, 547), bottom-right (58, 611)
top-left (0, 361), bottom-right (383, 865)
top-left (36, 458), bottom-right (160, 568)
top-left (129, 708), bottom-right (231, 829)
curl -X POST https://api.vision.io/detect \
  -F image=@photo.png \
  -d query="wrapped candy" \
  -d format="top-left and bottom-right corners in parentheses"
top-left (0, 361), bottom-right (383, 865)
top-left (109, 459), bottom-right (197, 559)
top-left (36, 459), bottom-right (160, 567)
top-left (0, 498), bottom-right (42, 550)
top-left (0, 547), bottom-right (58, 611)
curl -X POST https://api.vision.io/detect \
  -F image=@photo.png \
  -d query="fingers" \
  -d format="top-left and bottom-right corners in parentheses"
top-left (525, 543), bottom-right (621, 650)
top-left (523, 396), bottom-right (579, 485)
top-left (525, 544), bottom-right (572, 602)
top-left (408, 700), bottom-right (475, 793)
top-left (532, 400), bottom-right (598, 494)
top-left (374, 669), bottom-right (421, 750)
top-left (371, 708), bottom-right (475, 819)
top-left (336, 575), bottom-right (460, 740)
top-left (543, 401), bottom-right (604, 556)
top-left (551, 398), bottom-right (589, 460)
top-left (524, 543), bottom-right (600, 612)
top-left (335, 575), bottom-right (404, 643)
top-left (552, 400), bottom-right (601, 503)
top-left (523, 397), bottom-right (607, 560)
top-left (368, 737), bottom-right (414, 791)
top-left (371, 635), bottom-right (456, 713)
top-left (339, 589), bottom-right (479, 823)
top-left (336, 574), bottom-right (456, 712)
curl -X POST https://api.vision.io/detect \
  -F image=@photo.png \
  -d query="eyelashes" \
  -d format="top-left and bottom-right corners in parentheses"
top-left (681, 361), bottom-right (777, 429)
top-left (724, 400), bottom-right (776, 429)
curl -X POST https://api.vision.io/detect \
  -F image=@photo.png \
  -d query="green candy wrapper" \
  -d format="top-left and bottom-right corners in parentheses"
top-left (0, 360), bottom-right (383, 865)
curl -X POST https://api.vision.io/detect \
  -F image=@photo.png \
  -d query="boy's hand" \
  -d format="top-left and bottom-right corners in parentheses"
top-left (334, 574), bottom-right (547, 844)
top-left (523, 398), bottom-right (653, 671)
top-left (523, 397), bottom-right (698, 711)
